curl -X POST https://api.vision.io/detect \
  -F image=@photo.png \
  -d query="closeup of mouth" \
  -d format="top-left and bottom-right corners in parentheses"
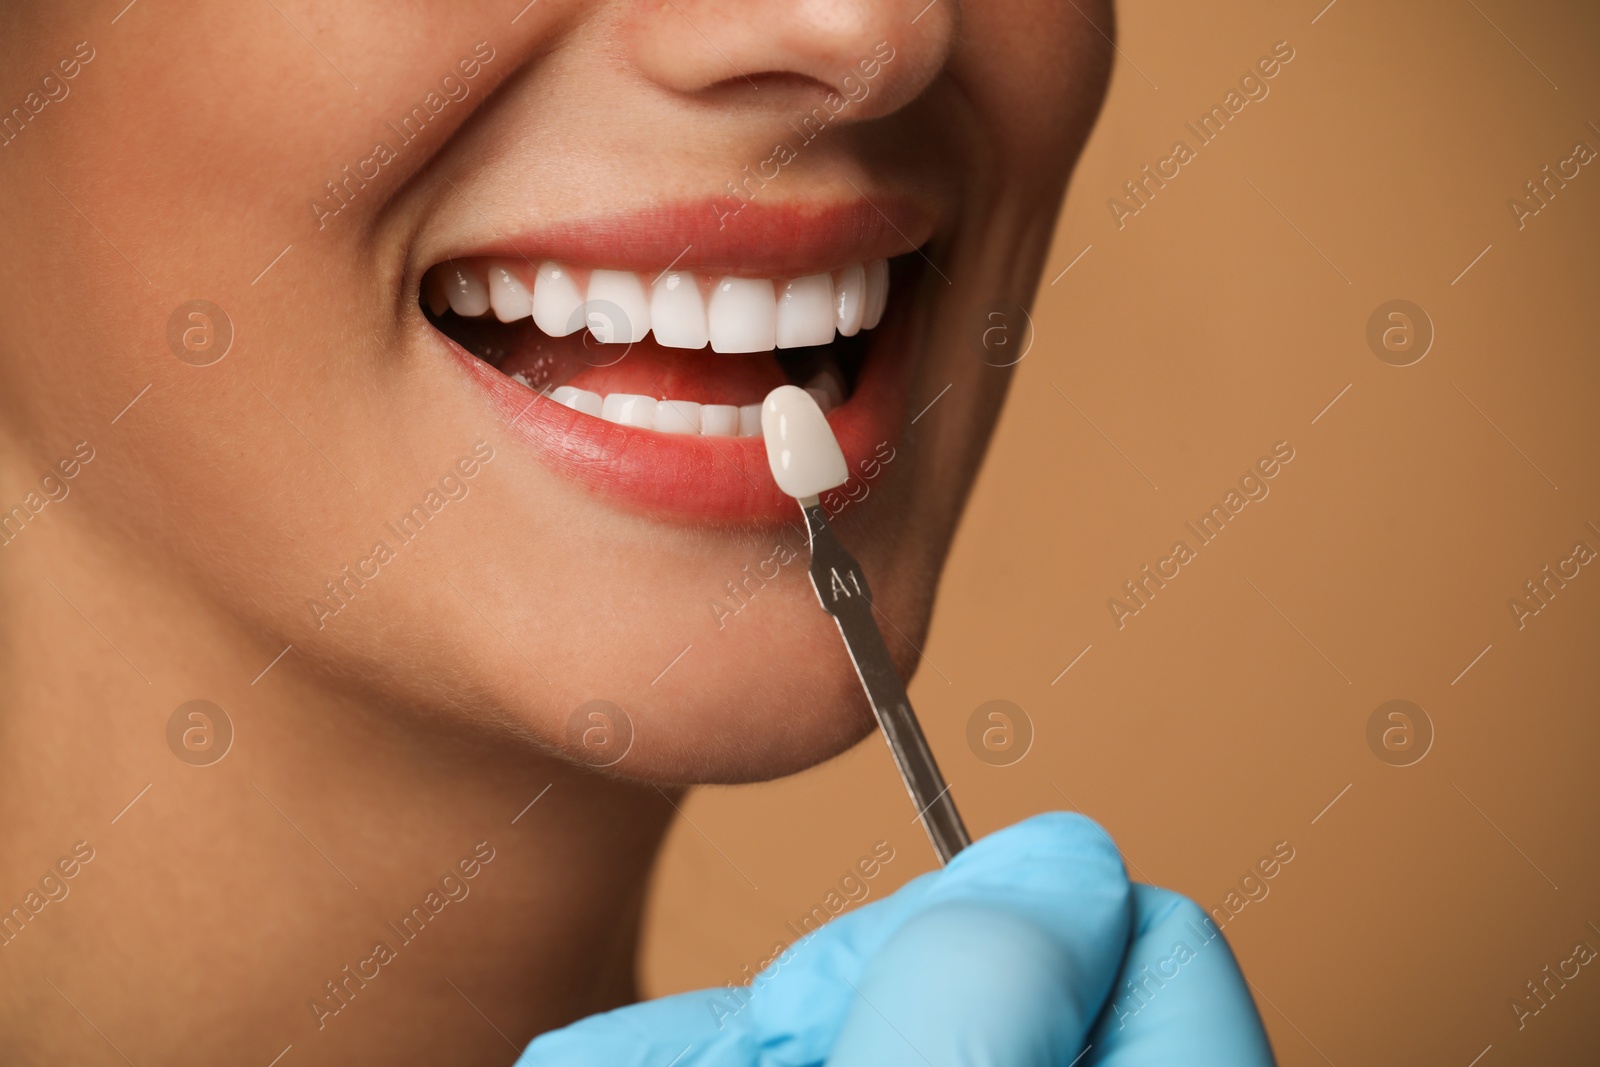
top-left (422, 200), bottom-right (928, 523)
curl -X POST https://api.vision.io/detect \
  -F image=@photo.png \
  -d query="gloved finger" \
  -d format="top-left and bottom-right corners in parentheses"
top-left (523, 813), bottom-right (1133, 1067)
top-left (1085, 884), bottom-right (1275, 1067)
top-left (821, 813), bottom-right (1134, 1066)
top-left (514, 869), bottom-right (947, 1067)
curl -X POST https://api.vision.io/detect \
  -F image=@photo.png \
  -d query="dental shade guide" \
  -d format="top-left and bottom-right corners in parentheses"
top-left (761, 385), bottom-right (971, 865)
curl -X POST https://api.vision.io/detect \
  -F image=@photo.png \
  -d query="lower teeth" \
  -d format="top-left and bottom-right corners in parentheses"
top-left (530, 366), bottom-right (844, 437)
top-left (429, 290), bottom-right (864, 438)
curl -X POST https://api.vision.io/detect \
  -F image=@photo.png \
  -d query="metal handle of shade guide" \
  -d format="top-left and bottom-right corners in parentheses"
top-left (799, 498), bottom-right (971, 866)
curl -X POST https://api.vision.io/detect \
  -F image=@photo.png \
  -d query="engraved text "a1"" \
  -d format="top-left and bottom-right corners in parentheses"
top-left (830, 567), bottom-right (864, 601)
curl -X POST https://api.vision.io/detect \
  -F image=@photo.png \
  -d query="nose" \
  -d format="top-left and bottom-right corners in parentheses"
top-left (627, 0), bottom-right (957, 122)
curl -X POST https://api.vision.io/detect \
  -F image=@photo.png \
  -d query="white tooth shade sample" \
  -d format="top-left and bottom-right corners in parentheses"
top-left (708, 277), bottom-right (777, 353)
top-left (762, 385), bottom-right (848, 499)
top-left (650, 271), bottom-right (709, 350)
top-left (532, 261), bottom-right (585, 337)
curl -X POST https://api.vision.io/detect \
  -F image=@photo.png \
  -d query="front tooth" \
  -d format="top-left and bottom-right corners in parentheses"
top-left (650, 271), bottom-right (709, 350)
top-left (443, 263), bottom-right (490, 317)
top-left (861, 259), bottom-right (889, 329)
top-left (551, 385), bottom-right (602, 417)
top-left (738, 403), bottom-right (764, 436)
top-left (833, 264), bottom-right (865, 337)
top-left (699, 404), bottom-right (740, 436)
top-left (600, 393), bottom-right (657, 429)
top-left (776, 273), bottom-right (836, 349)
top-left (532, 261), bottom-right (585, 337)
top-left (586, 270), bottom-right (651, 344)
top-left (805, 386), bottom-right (834, 413)
top-left (655, 399), bottom-right (703, 435)
top-left (708, 277), bottom-right (777, 353)
top-left (488, 262), bottom-right (533, 322)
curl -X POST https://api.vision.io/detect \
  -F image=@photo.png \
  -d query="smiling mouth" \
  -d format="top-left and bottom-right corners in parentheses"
top-left (423, 253), bottom-right (895, 438)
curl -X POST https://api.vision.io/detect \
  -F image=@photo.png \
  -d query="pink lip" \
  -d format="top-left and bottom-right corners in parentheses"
top-left (445, 315), bottom-right (911, 524)
top-left (433, 197), bottom-right (937, 276)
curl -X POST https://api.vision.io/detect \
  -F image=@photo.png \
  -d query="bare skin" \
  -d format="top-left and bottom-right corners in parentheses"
top-left (0, 1), bottom-right (1109, 1062)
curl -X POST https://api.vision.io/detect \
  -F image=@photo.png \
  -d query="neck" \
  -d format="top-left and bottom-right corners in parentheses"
top-left (0, 519), bottom-right (673, 1065)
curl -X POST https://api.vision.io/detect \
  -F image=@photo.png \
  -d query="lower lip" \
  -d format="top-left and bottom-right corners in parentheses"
top-left (440, 320), bottom-right (912, 524)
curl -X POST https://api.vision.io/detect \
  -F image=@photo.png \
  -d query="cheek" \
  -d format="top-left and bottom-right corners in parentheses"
top-left (954, 0), bottom-right (1112, 172)
top-left (0, 0), bottom-right (1079, 795)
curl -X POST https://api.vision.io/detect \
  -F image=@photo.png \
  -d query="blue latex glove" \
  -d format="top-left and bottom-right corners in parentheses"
top-left (519, 813), bottom-right (1275, 1066)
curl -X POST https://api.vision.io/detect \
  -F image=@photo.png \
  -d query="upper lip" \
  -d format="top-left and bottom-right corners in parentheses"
top-left (420, 196), bottom-right (938, 276)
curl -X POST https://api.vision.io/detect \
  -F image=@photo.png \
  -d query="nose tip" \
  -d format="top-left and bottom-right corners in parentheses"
top-left (630, 0), bottom-right (958, 122)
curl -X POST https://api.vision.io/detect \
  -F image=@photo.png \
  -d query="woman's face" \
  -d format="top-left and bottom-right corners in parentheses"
top-left (0, 1), bottom-right (1107, 781)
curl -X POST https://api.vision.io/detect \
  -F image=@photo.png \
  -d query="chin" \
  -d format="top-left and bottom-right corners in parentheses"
top-left (342, 190), bottom-right (977, 786)
top-left (506, 500), bottom-right (943, 787)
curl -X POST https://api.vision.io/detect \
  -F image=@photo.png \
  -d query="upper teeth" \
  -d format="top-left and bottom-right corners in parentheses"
top-left (429, 258), bottom-right (890, 353)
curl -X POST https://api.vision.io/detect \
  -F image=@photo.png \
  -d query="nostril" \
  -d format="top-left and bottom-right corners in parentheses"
top-left (703, 71), bottom-right (836, 99)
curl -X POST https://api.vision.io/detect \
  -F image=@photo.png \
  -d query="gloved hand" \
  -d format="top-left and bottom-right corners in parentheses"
top-left (518, 812), bottom-right (1275, 1066)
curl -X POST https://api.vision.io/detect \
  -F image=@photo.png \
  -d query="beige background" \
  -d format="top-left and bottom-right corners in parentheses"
top-left (641, 1), bottom-right (1600, 1063)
